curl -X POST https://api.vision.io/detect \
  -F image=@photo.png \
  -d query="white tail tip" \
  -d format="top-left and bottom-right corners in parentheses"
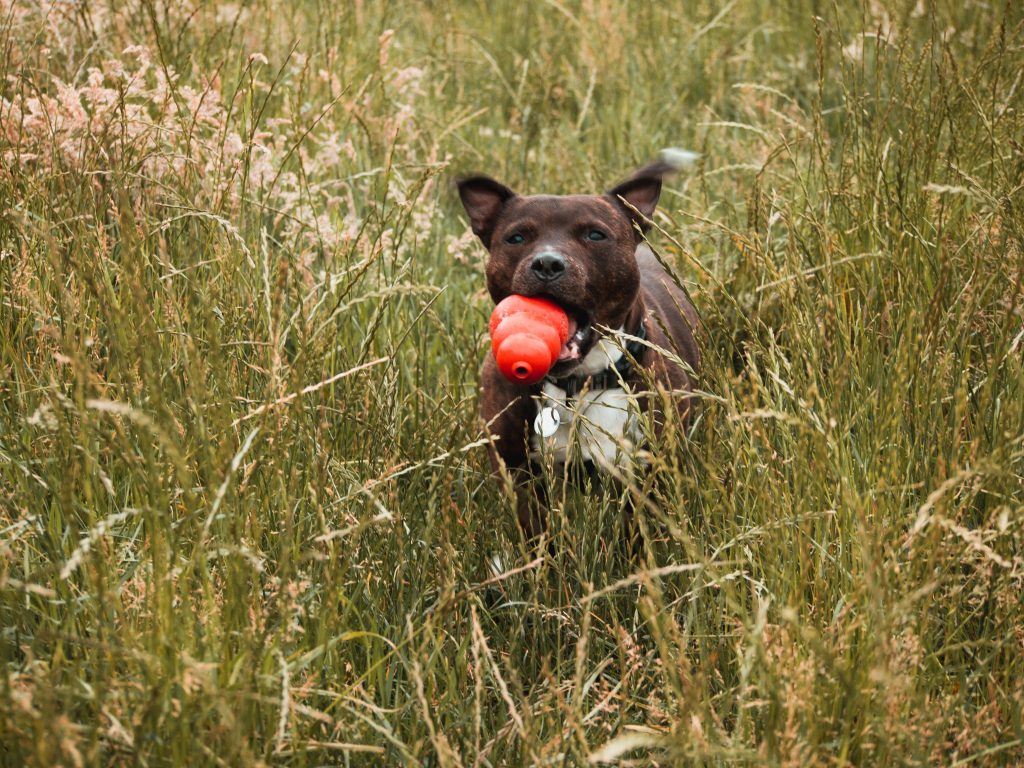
top-left (659, 147), bottom-right (701, 170)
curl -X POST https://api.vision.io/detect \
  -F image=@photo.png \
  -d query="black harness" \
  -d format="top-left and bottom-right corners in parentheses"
top-left (545, 320), bottom-right (648, 398)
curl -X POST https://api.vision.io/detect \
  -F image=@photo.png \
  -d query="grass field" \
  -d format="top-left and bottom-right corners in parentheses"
top-left (1, 0), bottom-right (1023, 764)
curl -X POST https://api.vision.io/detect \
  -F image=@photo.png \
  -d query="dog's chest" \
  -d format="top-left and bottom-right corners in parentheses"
top-left (529, 381), bottom-right (641, 467)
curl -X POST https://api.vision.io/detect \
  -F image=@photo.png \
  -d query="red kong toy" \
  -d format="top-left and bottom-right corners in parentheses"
top-left (489, 295), bottom-right (569, 384)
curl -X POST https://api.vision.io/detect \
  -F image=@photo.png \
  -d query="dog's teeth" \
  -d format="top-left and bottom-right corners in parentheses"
top-left (558, 338), bottom-right (581, 361)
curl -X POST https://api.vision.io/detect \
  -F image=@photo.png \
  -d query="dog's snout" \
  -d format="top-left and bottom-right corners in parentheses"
top-left (530, 251), bottom-right (566, 282)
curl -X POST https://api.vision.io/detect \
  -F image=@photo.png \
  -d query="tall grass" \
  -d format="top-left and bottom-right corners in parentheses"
top-left (1, 0), bottom-right (1021, 764)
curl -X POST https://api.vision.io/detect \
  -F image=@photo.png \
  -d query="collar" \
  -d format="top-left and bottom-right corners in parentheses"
top-left (546, 319), bottom-right (647, 397)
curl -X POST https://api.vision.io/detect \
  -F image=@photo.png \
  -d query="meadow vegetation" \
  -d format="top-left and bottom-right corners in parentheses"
top-left (1, 0), bottom-right (1022, 764)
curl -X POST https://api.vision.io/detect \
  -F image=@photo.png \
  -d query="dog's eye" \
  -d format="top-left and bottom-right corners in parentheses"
top-left (587, 229), bottom-right (607, 241)
top-left (505, 232), bottom-right (525, 245)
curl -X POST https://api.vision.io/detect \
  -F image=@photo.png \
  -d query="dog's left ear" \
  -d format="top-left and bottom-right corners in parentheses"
top-left (606, 160), bottom-right (675, 236)
top-left (457, 175), bottom-right (517, 248)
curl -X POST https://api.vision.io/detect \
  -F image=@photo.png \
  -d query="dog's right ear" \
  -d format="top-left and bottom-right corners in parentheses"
top-left (605, 160), bottom-right (676, 236)
top-left (457, 176), bottom-right (517, 248)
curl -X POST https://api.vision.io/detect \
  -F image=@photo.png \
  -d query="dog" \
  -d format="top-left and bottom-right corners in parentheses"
top-left (457, 156), bottom-right (700, 537)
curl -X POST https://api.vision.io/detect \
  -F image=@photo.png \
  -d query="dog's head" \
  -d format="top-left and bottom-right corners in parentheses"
top-left (457, 161), bottom-right (673, 376)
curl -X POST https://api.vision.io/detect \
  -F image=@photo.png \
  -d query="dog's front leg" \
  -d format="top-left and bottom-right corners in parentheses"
top-left (480, 357), bottom-right (549, 541)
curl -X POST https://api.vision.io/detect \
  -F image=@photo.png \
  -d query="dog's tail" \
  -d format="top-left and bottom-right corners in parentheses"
top-left (616, 148), bottom-right (700, 189)
top-left (658, 147), bottom-right (701, 171)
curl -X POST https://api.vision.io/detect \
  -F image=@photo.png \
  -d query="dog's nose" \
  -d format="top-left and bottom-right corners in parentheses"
top-left (530, 251), bottom-right (566, 282)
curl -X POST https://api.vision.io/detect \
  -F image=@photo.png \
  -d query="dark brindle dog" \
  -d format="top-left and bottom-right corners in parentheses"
top-left (458, 157), bottom-right (700, 537)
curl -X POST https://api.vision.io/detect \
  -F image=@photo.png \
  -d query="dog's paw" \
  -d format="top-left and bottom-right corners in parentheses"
top-left (487, 551), bottom-right (509, 577)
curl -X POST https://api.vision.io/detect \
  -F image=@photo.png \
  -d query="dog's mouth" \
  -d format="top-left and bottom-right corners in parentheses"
top-left (539, 299), bottom-right (594, 374)
top-left (559, 312), bottom-right (591, 361)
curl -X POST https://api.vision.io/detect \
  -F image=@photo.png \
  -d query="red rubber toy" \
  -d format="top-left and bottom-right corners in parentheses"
top-left (489, 295), bottom-right (569, 385)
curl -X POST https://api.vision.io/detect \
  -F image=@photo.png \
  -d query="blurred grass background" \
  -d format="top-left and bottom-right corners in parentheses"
top-left (1, 0), bottom-right (1022, 764)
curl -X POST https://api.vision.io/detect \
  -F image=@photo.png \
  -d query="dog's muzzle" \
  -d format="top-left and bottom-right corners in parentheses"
top-left (530, 250), bottom-right (566, 283)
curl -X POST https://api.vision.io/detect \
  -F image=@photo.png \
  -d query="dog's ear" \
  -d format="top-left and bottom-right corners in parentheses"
top-left (605, 160), bottom-right (675, 236)
top-left (456, 176), bottom-right (517, 248)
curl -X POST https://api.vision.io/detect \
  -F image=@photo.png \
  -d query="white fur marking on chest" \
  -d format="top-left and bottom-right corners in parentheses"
top-left (529, 380), bottom-right (641, 468)
top-left (579, 328), bottom-right (625, 375)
